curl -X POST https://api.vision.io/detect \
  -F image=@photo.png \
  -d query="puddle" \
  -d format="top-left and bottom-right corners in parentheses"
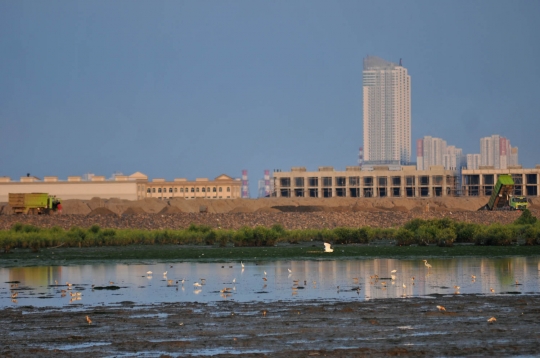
top-left (53, 342), bottom-right (111, 350)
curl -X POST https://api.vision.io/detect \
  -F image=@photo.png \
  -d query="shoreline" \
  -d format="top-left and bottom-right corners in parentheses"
top-left (1, 295), bottom-right (539, 357)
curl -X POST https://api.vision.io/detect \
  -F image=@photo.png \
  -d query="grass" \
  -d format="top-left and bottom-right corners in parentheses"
top-left (2, 243), bottom-right (540, 268)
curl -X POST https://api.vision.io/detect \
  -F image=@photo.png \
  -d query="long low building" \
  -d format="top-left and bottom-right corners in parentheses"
top-left (272, 165), bottom-right (540, 198)
top-left (272, 165), bottom-right (460, 198)
top-left (0, 172), bottom-right (241, 202)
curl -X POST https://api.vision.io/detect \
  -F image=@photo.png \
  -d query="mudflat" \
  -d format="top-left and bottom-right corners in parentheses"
top-left (2, 294), bottom-right (539, 357)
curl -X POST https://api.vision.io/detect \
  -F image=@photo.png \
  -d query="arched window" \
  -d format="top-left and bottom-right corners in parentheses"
top-left (147, 188), bottom-right (151, 193)
top-left (180, 188), bottom-right (184, 193)
top-left (158, 188), bottom-right (162, 193)
top-left (202, 187), bottom-right (206, 193)
top-left (191, 187), bottom-right (194, 192)
top-left (227, 187), bottom-right (230, 192)
top-left (213, 187), bottom-right (216, 192)
top-left (169, 187), bottom-right (173, 193)
top-left (219, 187), bottom-right (222, 192)
top-left (152, 188), bottom-right (156, 193)
top-left (196, 187), bottom-right (200, 192)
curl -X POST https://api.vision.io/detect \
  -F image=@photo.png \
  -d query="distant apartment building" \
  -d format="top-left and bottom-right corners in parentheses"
top-left (467, 154), bottom-right (481, 170)
top-left (363, 56), bottom-right (411, 165)
top-left (479, 135), bottom-right (518, 169)
top-left (417, 137), bottom-right (465, 171)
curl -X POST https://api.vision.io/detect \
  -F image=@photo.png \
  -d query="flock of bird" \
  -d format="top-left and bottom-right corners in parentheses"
top-left (6, 246), bottom-right (513, 325)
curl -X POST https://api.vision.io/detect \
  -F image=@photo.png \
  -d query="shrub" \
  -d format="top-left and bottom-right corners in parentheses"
top-left (88, 225), bottom-right (101, 234)
top-left (437, 228), bottom-right (456, 247)
top-left (455, 222), bottom-right (478, 243)
top-left (403, 218), bottom-right (427, 232)
top-left (395, 228), bottom-right (415, 246)
top-left (514, 209), bottom-right (537, 226)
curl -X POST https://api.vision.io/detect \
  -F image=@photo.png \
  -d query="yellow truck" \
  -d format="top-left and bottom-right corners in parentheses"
top-left (8, 193), bottom-right (61, 214)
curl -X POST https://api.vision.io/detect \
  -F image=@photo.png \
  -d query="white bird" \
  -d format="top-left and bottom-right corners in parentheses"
top-left (423, 260), bottom-right (432, 269)
top-left (146, 271), bottom-right (153, 275)
top-left (232, 278), bottom-right (236, 284)
top-left (163, 271), bottom-right (167, 276)
top-left (288, 268), bottom-right (292, 273)
top-left (241, 261), bottom-right (244, 268)
top-left (193, 282), bottom-right (202, 287)
top-left (323, 242), bottom-right (334, 253)
top-left (391, 269), bottom-right (397, 274)
top-left (264, 271), bottom-right (267, 276)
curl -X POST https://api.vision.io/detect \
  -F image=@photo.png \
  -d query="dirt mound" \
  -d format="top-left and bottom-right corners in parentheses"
top-left (272, 206), bottom-right (326, 213)
top-left (158, 206), bottom-right (183, 214)
top-left (122, 207), bottom-right (147, 215)
top-left (87, 207), bottom-right (118, 216)
top-left (255, 207), bottom-right (281, 213)
top-left (62, 200), bottom-right (91, 215)
top-left (230, 206), bottom-right (254, 213)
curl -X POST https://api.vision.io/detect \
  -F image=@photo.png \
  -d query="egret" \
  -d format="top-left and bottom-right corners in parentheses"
top-left (241, 261), bottom-right (244, 268)
top-left (423, 260), bottom-right (432, 269)
top-left (323, 242), bottom-right (334, 253)
top-left (288, 268), bottom-right (292, 273)
top-left (163, 271), bottom-right (167, 276)
top-left (391, 269), bottom-right (397, 274)
top-left (146, 271), bottom-right (153, 275)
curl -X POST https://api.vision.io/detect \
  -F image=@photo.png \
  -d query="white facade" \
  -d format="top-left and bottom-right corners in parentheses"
top-left (417, 137), bottom-right (463, 171)
top-left (363, 56), bottom-right (411, 165)
top-left (466, 154), bottom-right (481, 170)
top-left (479, 135), bottom-right (518, 169)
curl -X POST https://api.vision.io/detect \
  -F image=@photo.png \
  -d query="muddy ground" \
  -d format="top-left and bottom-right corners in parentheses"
top-left (2, 295), bottom-right (540, 357)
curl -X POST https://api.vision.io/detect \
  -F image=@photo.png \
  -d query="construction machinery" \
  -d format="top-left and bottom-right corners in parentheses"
top-left (479, 174), bottom-right (528, 211)
top-left (8, 193), bottom-right (61, 214)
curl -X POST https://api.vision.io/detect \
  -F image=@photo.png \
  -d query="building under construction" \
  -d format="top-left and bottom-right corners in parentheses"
top-left (272, 165), bottom-right (459, 198)
top-left (272, 165), bottom-right (540, 199)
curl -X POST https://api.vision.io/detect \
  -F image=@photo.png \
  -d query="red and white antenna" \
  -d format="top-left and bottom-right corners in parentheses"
top-left (241, 170), bottom-right (250, 198)
top-left (358, 146), bottom-right (364, 167)
top-left (264, 170), bottom-right (270, 197)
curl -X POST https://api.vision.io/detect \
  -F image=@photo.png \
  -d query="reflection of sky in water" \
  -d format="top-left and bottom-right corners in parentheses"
top-left (2, 257), bottom-right (540, 308)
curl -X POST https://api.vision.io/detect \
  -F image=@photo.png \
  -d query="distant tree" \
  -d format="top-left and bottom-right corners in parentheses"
top-left (514, 209), bottom-right (537, 226)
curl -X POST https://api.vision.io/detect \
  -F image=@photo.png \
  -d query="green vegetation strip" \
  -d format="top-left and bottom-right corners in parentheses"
top-left (0, 210), bottom-right (539, 266)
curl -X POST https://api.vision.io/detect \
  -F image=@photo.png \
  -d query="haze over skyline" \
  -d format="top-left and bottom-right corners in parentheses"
top-left (1, 1), bottom-right (539, 195)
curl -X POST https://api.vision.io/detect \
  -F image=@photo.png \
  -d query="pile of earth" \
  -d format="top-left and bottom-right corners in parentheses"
top-left (4, 196), bottom-right (538, 216)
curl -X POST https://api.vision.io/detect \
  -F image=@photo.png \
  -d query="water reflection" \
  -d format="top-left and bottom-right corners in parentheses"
top-left (2, 257), bottom-right (540, 308)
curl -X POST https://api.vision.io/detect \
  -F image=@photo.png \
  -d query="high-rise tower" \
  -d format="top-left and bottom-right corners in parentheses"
top-left (363, 56), bottom-right (411, 165)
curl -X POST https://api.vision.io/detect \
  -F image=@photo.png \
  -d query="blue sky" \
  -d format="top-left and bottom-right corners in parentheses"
top-left (1, 1), bottom-right (539, 196)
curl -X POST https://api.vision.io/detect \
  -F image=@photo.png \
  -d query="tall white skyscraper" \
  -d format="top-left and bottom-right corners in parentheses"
top-left (363, 56), bottom-right (411, 165)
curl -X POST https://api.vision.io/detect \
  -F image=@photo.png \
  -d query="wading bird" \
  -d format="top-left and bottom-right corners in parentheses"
top-left (323, 242), bottom-right (334, 253)
top-left (86, 315), bottom-right (92, 325)
top-left (437, 305), bottom-right (446, 312)
top-left (423, 260), bottom-right (432, 270)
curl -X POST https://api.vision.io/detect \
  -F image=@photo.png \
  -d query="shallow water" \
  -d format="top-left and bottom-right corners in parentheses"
top-left (2, 257), bottom-right (540, 308)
